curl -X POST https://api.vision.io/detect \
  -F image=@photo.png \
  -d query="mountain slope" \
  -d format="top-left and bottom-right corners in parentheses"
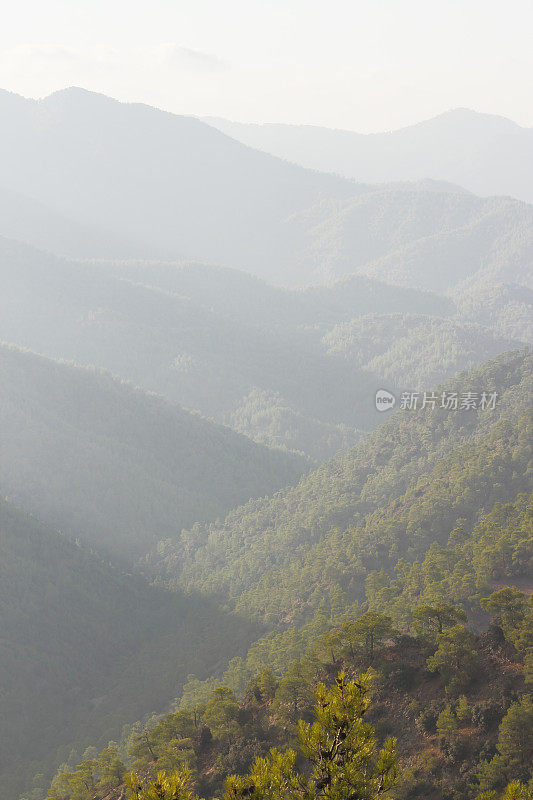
top-left (0, 236), bottom-right (524, 463)
top-left (0, 236), bottom-right (388, 441)
top-left (0, 498), bottom-right (259, 799)
top-left (38, 411), bottom-right (533, 800)
top-left (1, 89), bottom-right (532, 291)
top-left (3, 350), bottom-right (529, 799)
top-left (43, 576), bottom-right (533, 800)
top-left (0, 87), bottom-right (359, 282)
top-left (0, 343), bottom-right (307, 558)
top-left (98, 256), bottom-right (453, 328)
top-left (228, 407), bottom-right (532, 626)
top-left (323, 314), bottom-right (523, 389)
top-left (0, 183), bottom-right (149, 258)
top-left (205, 108), bottom-right (533, 203)
top-left (149, 351), bottom-right (532, 620)
top-left (293, 188), bottom-right (533, 291)
top-left (455, 280), bottom-right (533, 343)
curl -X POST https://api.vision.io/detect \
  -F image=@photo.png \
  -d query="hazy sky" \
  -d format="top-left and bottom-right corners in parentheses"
top-left (2, 0), bottom-right (532, 131)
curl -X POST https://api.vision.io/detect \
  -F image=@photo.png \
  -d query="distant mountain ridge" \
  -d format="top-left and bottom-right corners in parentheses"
top-left (0, 86), bottom-right (360, 282)
top-left (1, 88), bottom-right (532, 295)
top-left (204, 108), bottom-right (533, 204)
top-left (0, 343), bottom-right (307, 558)
top-left (1, 235), bottom-right (525, 461)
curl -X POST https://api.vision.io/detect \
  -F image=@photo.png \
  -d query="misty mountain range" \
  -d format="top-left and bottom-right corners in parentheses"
top-left (1, 88), bottom-right (532, 293)
top-left (0, 234), bottom-right (525, 462)
top-left (0, 86), bottom-right (531, 461)
top-left (0, 85), bottom-right (531, 799)
top-left (0, 84), bottom-right (530, 457)
top-left (205, 108), bottom-right (533, 204)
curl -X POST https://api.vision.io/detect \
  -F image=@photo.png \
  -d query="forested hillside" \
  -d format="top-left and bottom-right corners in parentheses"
top-left (42, 516), bottom-right (532, 799)
top-left (1, 82), bottom-right (532, 800)
top-left (0, 236), bottom-right (525, 460)
top-left (366, 491), bottom-right (533, 624)
top-left (0, 344), bottom-right (307, 558)
top-left (0, 499), bottom-right (260, 800)
top-left (0, 236), bottom-right (394, 444)
top-left (173, 489), bottom-right (532, 710)
top-left (149, 351), bottom-right (532, 617)
top-left (294, 189), bottom-right (533, 295)
top-left (323, 314), bottom-right (522, 389)
top-left (6, 352), bottom-right (532, 800)
top-left (455, 281), bottom-right (533, 343)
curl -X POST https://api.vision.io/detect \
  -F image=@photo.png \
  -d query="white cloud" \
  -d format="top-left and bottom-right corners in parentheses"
top-left (0, 42), bottom-right (231, 104)
top-left (1, 44), bottom-right (86, 64)
top-left (0, 42), bottom-right (229, 78)
top-left (154, 44), bottom-right (230, 72)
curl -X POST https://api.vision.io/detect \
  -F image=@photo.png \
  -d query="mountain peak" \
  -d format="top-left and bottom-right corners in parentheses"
top-left (40, 85), bottom-right (118, 109)
top-left (419, 106), bottom-right (524, 132)
top-left (0, 87), bottom-right (35, 113)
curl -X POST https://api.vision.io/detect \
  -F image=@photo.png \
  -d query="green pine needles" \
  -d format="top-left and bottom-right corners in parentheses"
top-left (128, 672), bottom-right (398, 800)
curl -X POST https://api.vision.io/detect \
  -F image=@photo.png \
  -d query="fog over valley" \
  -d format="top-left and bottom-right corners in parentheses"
top-left (0, 4), bottom-right (532, 798)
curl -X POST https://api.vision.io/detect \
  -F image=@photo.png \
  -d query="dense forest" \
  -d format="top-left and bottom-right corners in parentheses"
top-left (1, 308), bottom-right (530, 800)
top-left (8, 350), bottom-right (528, 800)
top-left (149, 352), bottom-right (531, 611)
top-left (0, 81), bottom-right (531, 800)
top-left (42, 543), bottom-right (532, 800)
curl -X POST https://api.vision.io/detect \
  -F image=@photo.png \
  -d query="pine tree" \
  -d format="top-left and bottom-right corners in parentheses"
top-left (481, 589), bottom-right (528, 648)
top-left (349, 613), bottom-right (395, 663)
top-left (127, 768), bottom-right (198, 800)
top-left (426, 625), bottom-right (479, 693)
top-left (436, 705), bottom-right (457, 740)
top-left (412, 602), bottom-right (466, 637)
top-left (223, 671), bottom-right (398, 799)
top-left (496, 696), bottom-right (533, 782)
